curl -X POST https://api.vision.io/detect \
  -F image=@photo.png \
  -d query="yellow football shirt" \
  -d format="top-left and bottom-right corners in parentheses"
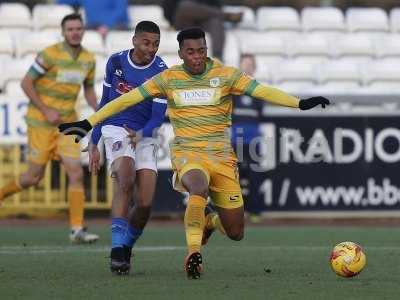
top-left (26, 42), bottom-right (95, 127)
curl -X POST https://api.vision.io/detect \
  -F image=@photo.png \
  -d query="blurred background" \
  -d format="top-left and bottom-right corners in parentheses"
top-left (1, 0), bottom-right (400, 220)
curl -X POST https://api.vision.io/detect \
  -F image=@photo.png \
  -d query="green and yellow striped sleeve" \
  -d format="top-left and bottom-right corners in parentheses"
top-left (87, 87), bottom-right (147, 126)
top-left (231, 70), bottom-right (300, 108)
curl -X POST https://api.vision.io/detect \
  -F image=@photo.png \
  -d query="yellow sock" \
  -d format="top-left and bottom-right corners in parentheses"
top-left (184, 195), bottom-right (207, 254)
top-left (0, 179), bottom-right (22, 202)
top-left (205, 213), bottom-right (226, 235)
top-left (68, 187), bottom-right (85, 229)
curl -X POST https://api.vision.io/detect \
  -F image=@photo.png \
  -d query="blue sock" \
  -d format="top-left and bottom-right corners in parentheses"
top-left (111, 218), bottom-right (128, 249)
top-left (122, 224), bottom-right (143, 248)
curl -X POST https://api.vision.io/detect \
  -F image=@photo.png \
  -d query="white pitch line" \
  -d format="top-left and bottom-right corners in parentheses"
top-left (0, 245), bottom-right (399, 255)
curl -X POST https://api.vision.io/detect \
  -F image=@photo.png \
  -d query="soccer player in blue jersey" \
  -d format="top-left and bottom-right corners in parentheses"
top-left (87, 21), bottom-right (167, 275)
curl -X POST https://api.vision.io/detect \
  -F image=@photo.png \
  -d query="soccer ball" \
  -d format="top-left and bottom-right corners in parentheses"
top-left (330, 241), bottom-right (366, 277)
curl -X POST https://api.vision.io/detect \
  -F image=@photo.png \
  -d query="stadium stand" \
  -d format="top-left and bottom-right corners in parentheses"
top-left (128, 5), bottom-right (169, 30)
top-left (0, 3), bottom-right (31, 32)
top-left (301, 7), bottom-right (345, 33)
top-left (32, 4), bottom-right (74, 30)
top-left (0, 2), bottom-right (399, 97)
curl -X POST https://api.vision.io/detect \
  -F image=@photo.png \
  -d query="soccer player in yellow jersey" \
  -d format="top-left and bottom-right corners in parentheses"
top-left (0, 13), bottom-right (99, 243)
top-left (59, 28), bottom-right (330, 276)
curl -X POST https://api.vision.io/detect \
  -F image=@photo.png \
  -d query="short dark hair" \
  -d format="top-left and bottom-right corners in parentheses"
top-left (177, 27), bottom-right (206, 47)
top-left (61, 13), bottom-right (83, 28)
top-left (135, 21), bottom-right (160, 35)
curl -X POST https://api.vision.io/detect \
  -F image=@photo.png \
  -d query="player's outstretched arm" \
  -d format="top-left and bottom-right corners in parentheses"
top-left (250, 84), bottom-right (330, 110)
top-left (58, 87), bottom-right (147, 141)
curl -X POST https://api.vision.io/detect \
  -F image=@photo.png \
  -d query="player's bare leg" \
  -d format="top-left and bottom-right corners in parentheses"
top-left (215, 206), bottom-right (244, 241)
top-left (0, 162), bottom-right (45, 202)
top-left (181, 169), bottom-right (209, 279)
top-left (109, 156), bottom-right (135, 275)
top-left (124, 168), bottom-right (157, 272)
top-left (62, 156), bottom-right (99, 244)
top-left (128, 168), bottom-right (156, 228)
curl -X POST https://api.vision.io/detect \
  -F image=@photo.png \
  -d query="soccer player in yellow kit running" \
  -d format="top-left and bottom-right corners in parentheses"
top-left (59, 28), bottom-right (330, 277)
top-left (0, 13), bottom-right (99, 243)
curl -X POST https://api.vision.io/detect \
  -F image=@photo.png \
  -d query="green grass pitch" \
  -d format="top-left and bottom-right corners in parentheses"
top-left (0, 222), bottom-right (398, 300)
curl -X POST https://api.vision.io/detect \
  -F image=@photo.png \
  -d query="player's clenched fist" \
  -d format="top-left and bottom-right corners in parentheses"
top-left (299, 96), bottom-right (330, 110)
top-left (58, 119), bottom-right (92, 142)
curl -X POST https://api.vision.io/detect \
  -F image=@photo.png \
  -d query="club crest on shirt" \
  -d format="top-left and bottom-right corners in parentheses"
top-left (112, 141), bottom-right (122, 152)
top-left (209, 77), bottom-right (220, 88)
top-left (116, 81), bottom-right (133, 94)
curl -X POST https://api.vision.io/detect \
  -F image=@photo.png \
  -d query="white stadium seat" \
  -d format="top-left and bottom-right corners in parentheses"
top-left (287, 34), bottom-right (330, 59)
top-left (4, 80), bottom-right (25, 97)
top-left (162, 54), bottom-right (181, 67)
top-left (223, 6), bottom-right (256, 30)
top-left (315, 61), bottom-right (361, 93)
top-left (2, 58), bottom-right (31, 87)
top-left (106, 31), bottom-right (133, 55)
top-left (33, 4), bottom-right (74, 30)
top-left (159, 31), bottom-right (179, 55)
top-left (0, 31), bottom-right (14, 60)
top-left (375, 35), bottom-right (400, 61)
top-left (390, 8), bottom-right (400, 33)
top-left (271, 61), bottom-right (317, 90)
top-left (346, 7), bottom-right (389, 33)
top-left (332, 34), bottom-right (374, 63)
top-left (301, 7), bottom-right (345, 32)
top-left (237, 32), bottom-right (287, 57)
top-left (15, 31), bottom-right (59, 59)
top-left (363, 62), bottom-right (400, 92)
top-left (222, 31), bottom-right (240, 67)
top-left (82, 31), bottom-right (106, 57)
top-left (95, 57), bottom-right (107, 82)
top-left (256, 7), bottom-right (301, 33)
top-left (129, 5), bottom-right (169, 30)
top-left (0, 3), bottom-right (31, 31)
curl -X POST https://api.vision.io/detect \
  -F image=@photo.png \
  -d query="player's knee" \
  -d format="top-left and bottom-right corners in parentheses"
top-left (67, 168), bottom-right (83, 184)
top-left (29, 173), bottom-right (43, 186)
top-left (189, 185), bottom-right (209, 199)
top-left (115, 175), bottom-right (134, 194)
top-left (226, 227), bottom-right (244, 241)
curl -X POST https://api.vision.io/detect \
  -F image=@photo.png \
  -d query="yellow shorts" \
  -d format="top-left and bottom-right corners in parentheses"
top-left (27, 126), bottom-right (81, 165)
top-left (171, 152), bottom-right (243, 209)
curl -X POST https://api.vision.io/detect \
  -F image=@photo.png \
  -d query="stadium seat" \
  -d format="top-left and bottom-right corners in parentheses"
top-left (162, 54), bottom-right (181, 67)
top-left (301, 7), bottom-right (345, 33)
top-left (332, 34), bottom-right (374, 64)
top-left (346, 7), bottom-right (389, 33)
top-left (363, 61), bottom-right (400, 92)
top-left (0, 3), bottom-right (31, 31)
top-left (316, 61), bottom-right (361, 93)
top-left (255, 56), bottom-right (284, 82)
top-left (0, 31), bottom-right (14, 60)
top-left (390, 8), bottom-right (400, 33)
top-left (15, 31), bottom-right (59, 59)
top-left (223, 31), bottom-right (240, 67)
top-left (4, 80), bottom-right (25, 97)
top-left (2, 58), bottom-right (31, 90)
top-left (237, 32), bottom-right (287, 57)
top-left (256, 7), bottom-right (301, 33)
top-left (33, 4), bottom-right (74, 30)
top-left (82, 31), bottom-right (106, 57)
top-left (159, 31), bottom-right (179, 55)
top-left (129, 5), bottom-right (170, 30)
top-left (287, 34), bottom-right (330, 60)
top-left (271, 61), bottom-right (317, 92)
top-left (375, 35), bottom-right (400, 61)
top-left (223, 6), bottom-right (256, 30)
top-left (106, 31), bottom-right (134, 55)
top-left (95, 57), bottom-right (107, 82)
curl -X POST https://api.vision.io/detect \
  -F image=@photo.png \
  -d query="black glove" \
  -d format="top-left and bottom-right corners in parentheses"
top-left (299, 96), bottom-right (330, 110)
top-left (58, 119), bottom-right (92, 142)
